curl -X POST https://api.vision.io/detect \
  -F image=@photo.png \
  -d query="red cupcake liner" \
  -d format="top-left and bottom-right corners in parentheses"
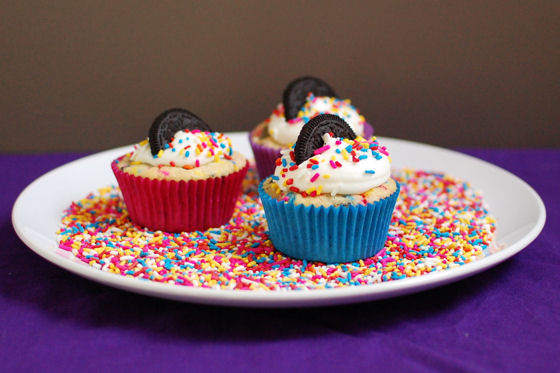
top-left (111, 157), bottom-right (249, 233)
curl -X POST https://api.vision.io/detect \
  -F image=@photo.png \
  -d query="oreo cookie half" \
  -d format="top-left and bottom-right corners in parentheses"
top-left (282, 76), bottom-right (337, 121)
top-left (294, 114), bottom-right (356, 165)
top-left (148, 108), bottom-right (211, 155)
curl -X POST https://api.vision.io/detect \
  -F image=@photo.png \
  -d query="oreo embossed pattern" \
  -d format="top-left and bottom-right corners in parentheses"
top-left (57, 167), bottom-right (496, 290)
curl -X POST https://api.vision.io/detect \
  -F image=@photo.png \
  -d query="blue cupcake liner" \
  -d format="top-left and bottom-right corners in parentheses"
top-left (259, 180), bottom-right (400, 263)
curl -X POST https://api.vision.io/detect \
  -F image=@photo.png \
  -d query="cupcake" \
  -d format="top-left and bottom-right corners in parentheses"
top-left (249, 76), bottom-right (374, 179)
top-left (259, 114), bottom-right (398, 263)
top-left (112, 108), bottom-right (249, 233)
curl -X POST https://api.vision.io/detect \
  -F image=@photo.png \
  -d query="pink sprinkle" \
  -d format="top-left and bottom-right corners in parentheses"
top-left (195, 159), bottom-right (200, 167)
top-left (378, 146), bottom-right (389, 156)
top-left (288, 118), bottom-right (303, 124)
top-left (310, 173), bottom-right (320, 182)
top-left (314, 145), bottom-right (330, 155)
top-left (329, 160), bottom-right (338, 168)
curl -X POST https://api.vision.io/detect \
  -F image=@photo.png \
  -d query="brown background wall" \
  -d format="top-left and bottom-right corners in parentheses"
top-left (1, 1), bottom-right (558, 153)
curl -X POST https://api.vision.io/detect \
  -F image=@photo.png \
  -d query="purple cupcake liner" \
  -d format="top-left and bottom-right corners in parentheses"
top-left (248, 133), bottom-right (282, 180)
top-left (364, 122), bottom-right (374, 138)
top-left (259, 180), bottom-right (400, 264)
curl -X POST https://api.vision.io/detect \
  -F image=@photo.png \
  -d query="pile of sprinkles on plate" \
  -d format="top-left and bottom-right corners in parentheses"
top-left (56, 167), bottom-right (496, 290)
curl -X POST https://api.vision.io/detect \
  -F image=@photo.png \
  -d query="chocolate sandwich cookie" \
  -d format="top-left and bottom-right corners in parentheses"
top-left (282, 77), bottom-right (337, 121)
top-left (149, 108), bottom-right (212, 156)
top-left (294, 114), bottom-right (356, 164)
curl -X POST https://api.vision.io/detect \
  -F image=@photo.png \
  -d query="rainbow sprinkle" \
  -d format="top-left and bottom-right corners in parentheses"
top-left (56, 167), bottom-right (496, 290)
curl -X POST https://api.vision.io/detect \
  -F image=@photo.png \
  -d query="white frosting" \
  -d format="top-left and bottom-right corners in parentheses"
top-left (131, 130), bottom-right (233, 167)
top-left (267, 94), bottom-right (366, 146)
top-left (267, 111), bottom-right (303, 146)
top-left (273, 134), bottom-right (390, 195)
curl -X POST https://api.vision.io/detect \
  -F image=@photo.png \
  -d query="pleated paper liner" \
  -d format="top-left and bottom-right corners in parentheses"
top-left (248, 134), bottom-right (282, 180)
top-left (111, 157), bottom-right (249, 233)
top-left (259, 180), bottom-right (399, 264)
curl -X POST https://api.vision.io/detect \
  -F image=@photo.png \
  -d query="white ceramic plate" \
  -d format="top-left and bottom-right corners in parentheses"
top-left (12, 133), bottom-right (546, 308)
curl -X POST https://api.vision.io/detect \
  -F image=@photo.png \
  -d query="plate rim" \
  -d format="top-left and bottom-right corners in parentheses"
top-left (11, 134), bottom-right (547, 307)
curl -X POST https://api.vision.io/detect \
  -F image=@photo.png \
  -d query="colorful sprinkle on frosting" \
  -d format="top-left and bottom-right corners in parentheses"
top-left (293, 93), bottom-right (366, 126)
top-left (131, 129), bottom-right (233, 168)
top-left (56, 167), bottom-right (496, 290)
top-left (267, 93), bottom-right (366, 146)
top-left (273, 134), bottom-right (391, 197)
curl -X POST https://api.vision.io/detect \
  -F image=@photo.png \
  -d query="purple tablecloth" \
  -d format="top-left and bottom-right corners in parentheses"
top-left (1, 149), bottom-right (558, 372)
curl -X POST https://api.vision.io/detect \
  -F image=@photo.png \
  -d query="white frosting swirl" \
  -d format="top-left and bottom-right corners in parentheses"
top-left (267, 94), bottom-right (366, 146)
top-left (273, 134), bottom-right (390, 195)
top-left (131, 130), bottom-right (233, 168)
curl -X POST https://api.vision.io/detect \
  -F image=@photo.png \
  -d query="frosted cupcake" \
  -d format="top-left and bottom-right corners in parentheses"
top-left (259, 114), bottom-right (398, 263)
top-left (249, 76), bottom-right (374, 179)
top-left (112, 108), bottom-right (248, 233)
